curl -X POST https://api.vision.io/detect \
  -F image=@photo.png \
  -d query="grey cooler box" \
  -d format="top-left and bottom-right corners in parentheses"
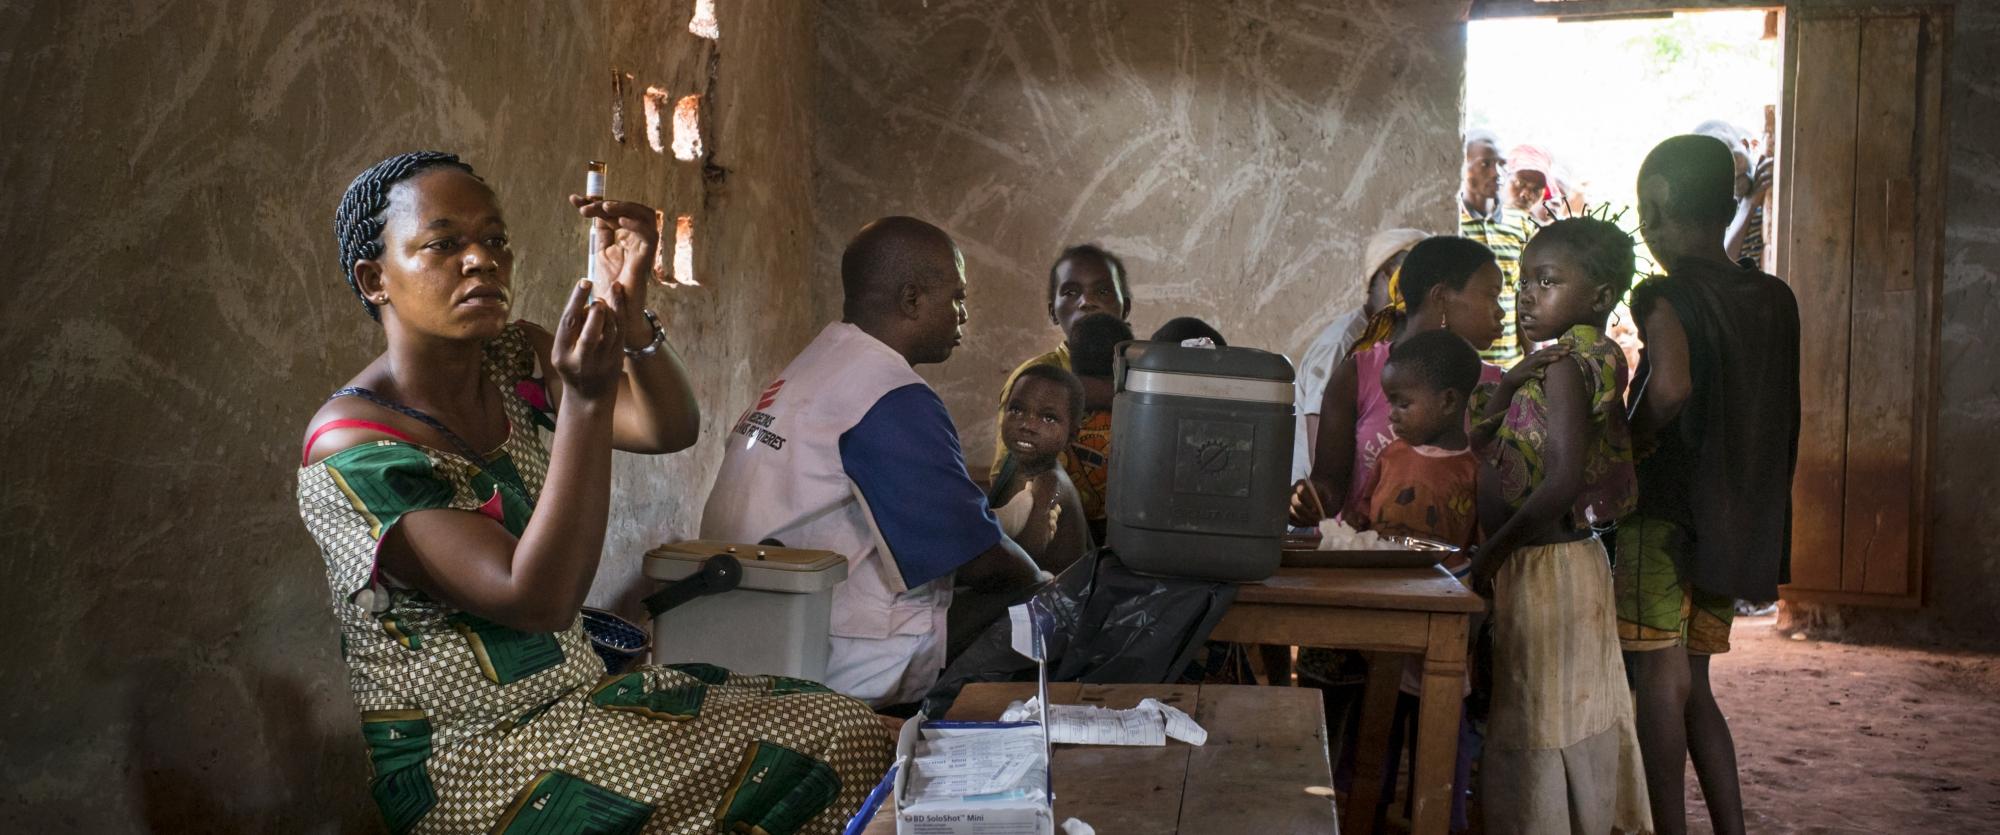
top-left (1106, 341), bottom-right (1296, 582)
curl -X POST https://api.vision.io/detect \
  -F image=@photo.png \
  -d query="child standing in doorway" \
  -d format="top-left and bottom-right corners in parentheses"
top-left (1468, 216), bottom-right (1651, 835)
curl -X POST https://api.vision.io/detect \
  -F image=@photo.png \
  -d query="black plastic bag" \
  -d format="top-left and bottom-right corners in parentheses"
top-left (923, 547), bottom-right (1239, 716)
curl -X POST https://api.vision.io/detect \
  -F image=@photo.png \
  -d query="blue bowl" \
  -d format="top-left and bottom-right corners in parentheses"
top-left (581, 608), bottom-right (653, 674)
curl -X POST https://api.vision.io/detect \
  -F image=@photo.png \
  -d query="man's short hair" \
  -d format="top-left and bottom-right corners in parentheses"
top-left (840, 216), bottom-right (959, 311)
top-left (1639, 135), bottom-right (1738, 228)
top-left (1387, 329), bottom-right (1483, 398)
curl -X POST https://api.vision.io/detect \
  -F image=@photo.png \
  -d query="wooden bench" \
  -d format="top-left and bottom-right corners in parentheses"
top-left (861, 681), bottom-right (1336, 833)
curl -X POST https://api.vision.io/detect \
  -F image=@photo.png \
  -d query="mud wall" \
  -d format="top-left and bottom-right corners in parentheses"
top-left (811, 0), bottom-right (1471, 451)
top-left (0, 1), bottom-right (821, 829)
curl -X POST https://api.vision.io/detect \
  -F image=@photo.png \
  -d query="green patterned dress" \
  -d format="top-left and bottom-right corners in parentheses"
top-left (1471, 323), bottom-right (1637, 526)
top-left (297, 324), bottom-right (892, 835)
top-left (1467, 324), bottom-right (1650, 834)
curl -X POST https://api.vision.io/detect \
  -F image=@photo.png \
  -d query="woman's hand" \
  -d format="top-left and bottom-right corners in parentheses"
top-left (1289, 479), bottom-right (1329, 527)
top-left (572, 195), bottom-right (661, 351)
top-left (1502, 344), bottom-right (1569, 391)
top-left (551, 278), bottom-right (624, 402)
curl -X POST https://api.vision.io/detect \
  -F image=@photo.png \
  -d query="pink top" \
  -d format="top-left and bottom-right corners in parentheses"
top-left (1340, 341), bottom-right (1503, 523)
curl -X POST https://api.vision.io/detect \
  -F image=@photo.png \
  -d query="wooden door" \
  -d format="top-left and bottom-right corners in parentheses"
top-left (1777, 7), bottom-right (1948, 606)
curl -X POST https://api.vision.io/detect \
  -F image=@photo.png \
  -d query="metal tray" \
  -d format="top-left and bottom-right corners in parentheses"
top-left (1280, 548), bottom-right (1443, 570)
top-left (1279, 535), bottom-right (1458, 570)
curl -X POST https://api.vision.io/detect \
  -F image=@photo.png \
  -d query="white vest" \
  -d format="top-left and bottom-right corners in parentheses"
top-left (700, 322), bottom-right (954, 706)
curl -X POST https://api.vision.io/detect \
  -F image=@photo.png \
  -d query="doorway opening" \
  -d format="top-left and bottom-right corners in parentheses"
top-left (1464, 8), bottom-right (1781, 367)
top-left (1466, 9), bottom-right (1780, 252)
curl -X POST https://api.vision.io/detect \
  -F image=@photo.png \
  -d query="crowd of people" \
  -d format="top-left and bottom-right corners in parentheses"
top-left (297, 125), bottom-right (1796, 834)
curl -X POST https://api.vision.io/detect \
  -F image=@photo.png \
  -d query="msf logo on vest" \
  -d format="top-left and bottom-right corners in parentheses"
top-left (733, 379), bottom-right (789, 451)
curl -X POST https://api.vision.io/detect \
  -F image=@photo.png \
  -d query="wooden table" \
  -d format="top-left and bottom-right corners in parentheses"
top-left (861, 682), bottom-right (1336, 833)
top-left (1208, 565), bottom-right (1483, 835)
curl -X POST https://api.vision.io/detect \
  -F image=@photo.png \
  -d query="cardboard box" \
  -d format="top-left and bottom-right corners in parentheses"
top-left (845, 601), bottom-right (1057, 835)
top-left (888, 718), bottom-right (1053, 835)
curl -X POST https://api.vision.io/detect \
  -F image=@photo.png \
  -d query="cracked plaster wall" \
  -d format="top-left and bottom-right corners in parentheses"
top-left (811, 0), bottom-right (2000, 650)
top-left (0, 0), bottom-right (819, 829)
top-left (811, 0), bottom-right (1470, 443)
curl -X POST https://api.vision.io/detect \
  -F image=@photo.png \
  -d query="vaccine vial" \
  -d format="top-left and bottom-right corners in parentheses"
top-left (584, 161), bottom-right (607, 285)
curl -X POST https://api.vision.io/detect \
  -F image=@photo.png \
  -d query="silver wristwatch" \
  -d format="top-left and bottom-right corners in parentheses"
top-left (625, 309), bottom-right (666, 359)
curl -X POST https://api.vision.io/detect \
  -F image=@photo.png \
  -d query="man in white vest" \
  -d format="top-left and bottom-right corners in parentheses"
top-left (701, 217), bottom-right (1041, 708)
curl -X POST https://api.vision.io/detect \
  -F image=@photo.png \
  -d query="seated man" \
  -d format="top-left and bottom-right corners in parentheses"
top-left (701, 216), bottom-right (1041, 708)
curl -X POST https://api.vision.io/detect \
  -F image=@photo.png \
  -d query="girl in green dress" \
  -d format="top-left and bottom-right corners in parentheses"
top-left (297, 152), bottom-right (891, 834)
top-left (1468, 216), bottom-right (1651, 835)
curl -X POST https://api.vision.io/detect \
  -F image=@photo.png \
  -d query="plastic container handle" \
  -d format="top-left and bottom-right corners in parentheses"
top-left (643, 553), bottom-right (744, 617)
top-left (1113, 339), bottom-right (1147, 394)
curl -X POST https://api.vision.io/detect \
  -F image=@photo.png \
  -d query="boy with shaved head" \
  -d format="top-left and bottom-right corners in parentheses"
top-left (703, 217), bottom-right (1040, 709)
top-left (1620, 136), bottom-right (1801, 835)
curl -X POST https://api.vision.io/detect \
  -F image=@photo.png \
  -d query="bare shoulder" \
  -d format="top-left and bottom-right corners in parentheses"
top-left (1327, 351), bottom-right (1362, 398)
top-left (1638, 294), bottom-right (1686, 342)
top-left (1542, 352), bottom-right (1587, 399)
top-left (1051, 464), bottom-right (1081, 496)
top-left (300, 362), bottom-right (416, 466)
top-left (1051, 467), bottom-right (1087, 514)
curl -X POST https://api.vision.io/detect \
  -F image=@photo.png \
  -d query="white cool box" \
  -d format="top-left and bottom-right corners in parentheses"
top-left (642, 540), bottom-right (847, 680)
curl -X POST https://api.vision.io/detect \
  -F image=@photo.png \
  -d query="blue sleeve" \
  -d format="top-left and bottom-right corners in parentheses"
top-left (840, 383), bottom-right (1006, 589)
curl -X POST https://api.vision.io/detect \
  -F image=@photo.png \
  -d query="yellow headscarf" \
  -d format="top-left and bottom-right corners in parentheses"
top-left (1346, 228), bottom-right (1431, 357)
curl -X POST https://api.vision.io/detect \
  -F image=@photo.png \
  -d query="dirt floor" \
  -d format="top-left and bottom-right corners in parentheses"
top-left (1682, 614), bottom-right (2000, 834)
top-left (1342, 614), bottom-right (2000, 833)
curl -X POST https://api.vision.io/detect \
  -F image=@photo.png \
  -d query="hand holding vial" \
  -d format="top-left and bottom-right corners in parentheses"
top-left (570, 161), bottom-right (663, 351)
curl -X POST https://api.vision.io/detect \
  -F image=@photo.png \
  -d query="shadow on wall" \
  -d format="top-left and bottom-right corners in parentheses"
top-left (126, 660), bottom-right (371, 833)
top-left (811, 0), bottom-right (1469, 449)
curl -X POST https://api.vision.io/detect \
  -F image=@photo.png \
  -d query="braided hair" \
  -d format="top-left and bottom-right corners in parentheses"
top-left (333, 151), bottom-right (480, 320)
top-left (1528, 216), bottom-right (1638, 298)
